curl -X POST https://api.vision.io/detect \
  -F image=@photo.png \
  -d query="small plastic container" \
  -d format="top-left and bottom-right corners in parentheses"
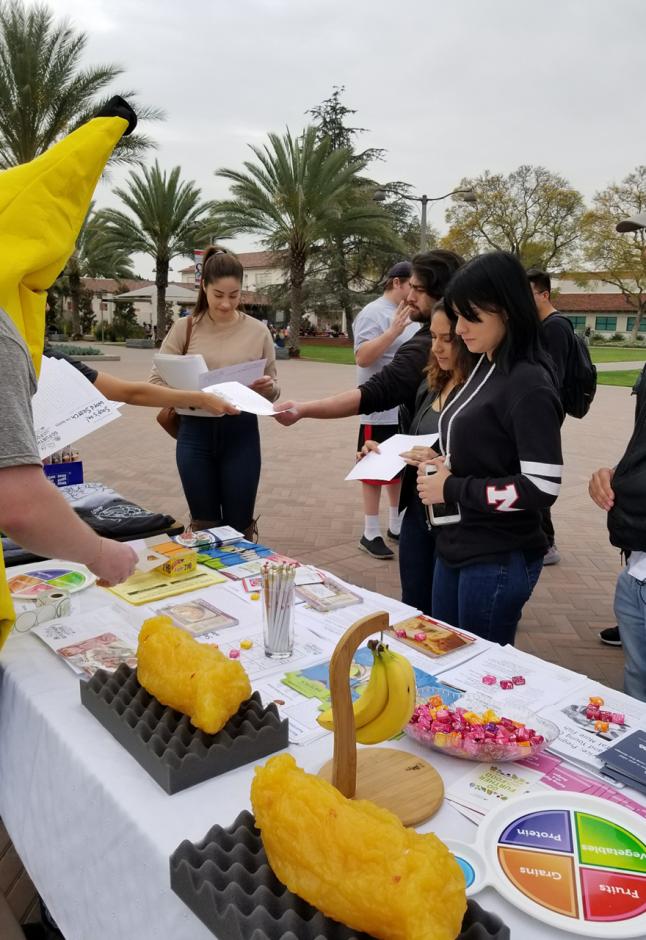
top-left (262, 569), bottom-right (295, 659)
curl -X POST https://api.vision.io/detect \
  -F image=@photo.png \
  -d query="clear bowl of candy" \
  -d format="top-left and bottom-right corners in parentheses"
top-left (404, 696), bottom-right (559, 762)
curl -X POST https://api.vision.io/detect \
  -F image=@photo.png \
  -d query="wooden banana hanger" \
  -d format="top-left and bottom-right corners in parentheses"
top-left (318, 611), bottom-right (444, 827)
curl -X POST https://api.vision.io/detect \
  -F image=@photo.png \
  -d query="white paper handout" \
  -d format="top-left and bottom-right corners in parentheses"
top-left (153, 353), bottom-right (214, 416)
top-left (201, 381), bottom-right (284, 416)
top-left (199, 358), bottom-right (266, 389)
top-left (540, 681), bottom-right (646, 774)
top-left (33, 356), bottom-right (121, 459)
top-left (439, 645), bottom-right (588, 710)
top-left (153, 353), bottom-right (208, 391)
top-left (345, 433), bottom-right (439, 482)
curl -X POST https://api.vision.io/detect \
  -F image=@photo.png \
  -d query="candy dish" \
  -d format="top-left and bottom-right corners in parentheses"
top-left (405, 699), bottom-right (559, 762)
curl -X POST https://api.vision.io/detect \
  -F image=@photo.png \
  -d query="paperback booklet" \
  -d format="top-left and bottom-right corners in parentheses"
top-left (599, 730), bottom-right (646, 794)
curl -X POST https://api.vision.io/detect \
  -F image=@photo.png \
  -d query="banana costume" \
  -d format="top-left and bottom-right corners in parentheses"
top-left (0, 97), bottom-right (137, 650)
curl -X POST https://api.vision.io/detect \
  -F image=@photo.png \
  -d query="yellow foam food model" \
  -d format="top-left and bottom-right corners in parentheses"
top-left (0, 97), bottom-right (136, 653)
top-left (137, 616), bottom-right (252, 734)
top-left (251, 754), bottom-right (466, 940)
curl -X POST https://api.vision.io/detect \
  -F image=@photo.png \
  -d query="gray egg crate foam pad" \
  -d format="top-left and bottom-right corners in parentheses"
top-left (170, 810), bottom-right (510, 940)
top-left (80, 663), bottom-right (288, 794)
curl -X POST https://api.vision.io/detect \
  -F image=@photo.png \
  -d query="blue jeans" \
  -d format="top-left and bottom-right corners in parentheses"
top-left (176, 413), bottom-right (261, 531)
top-left (614, 567), bottom-right (646, 702)
top-left (398, 499), bottom-right (436, 615)
top-left (432, 552), bottom-right (543, 645)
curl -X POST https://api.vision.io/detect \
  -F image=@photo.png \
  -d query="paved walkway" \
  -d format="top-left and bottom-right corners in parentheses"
top-left (596, 360), bottom-right (645, 372)
top-left (79, 345), bottom-right (633, 691)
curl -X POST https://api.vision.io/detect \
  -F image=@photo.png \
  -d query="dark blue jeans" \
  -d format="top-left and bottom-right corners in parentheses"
top-left (398, 498), bottom-right (436, 615)
top-left (432, 551), bottom-right (543, 645)
top-left (176, 413), bottom-right (261, 531)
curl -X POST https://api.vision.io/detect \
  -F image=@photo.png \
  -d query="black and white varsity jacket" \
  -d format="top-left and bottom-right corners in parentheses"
top-left (437, 355), bottom-right (564, 566)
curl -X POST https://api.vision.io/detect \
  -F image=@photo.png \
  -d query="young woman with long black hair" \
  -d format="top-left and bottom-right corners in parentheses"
top-left (150, 246), bottom-right (279, 535)
top-left (417, 251), bottom-right (563, 645)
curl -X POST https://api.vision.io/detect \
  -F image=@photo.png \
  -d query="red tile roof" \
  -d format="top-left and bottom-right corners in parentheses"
top-left (179, 250), bottom-right (286, 274)
top-left (555, 292), bottom-right (643, 312)
top-left (81, 277), bottom-right (148, 293)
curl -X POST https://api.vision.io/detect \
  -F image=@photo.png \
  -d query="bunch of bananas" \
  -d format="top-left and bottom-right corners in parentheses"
top-left (317, 641), bottom-right (416, 744)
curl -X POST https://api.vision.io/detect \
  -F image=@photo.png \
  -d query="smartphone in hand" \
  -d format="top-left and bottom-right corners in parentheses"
top-left (424, 464), bottom-right (462, 527)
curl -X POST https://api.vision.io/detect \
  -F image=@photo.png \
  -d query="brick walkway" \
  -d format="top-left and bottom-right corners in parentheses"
top-left (79, 345), bottom-right (632, 691)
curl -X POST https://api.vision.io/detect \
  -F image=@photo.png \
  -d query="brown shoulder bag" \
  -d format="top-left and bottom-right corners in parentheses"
top-left (156, 316), bottom-right (194, 439)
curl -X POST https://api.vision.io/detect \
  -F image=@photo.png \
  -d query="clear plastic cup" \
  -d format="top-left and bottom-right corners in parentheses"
top-left (262, 577), bottom-right (295, 659)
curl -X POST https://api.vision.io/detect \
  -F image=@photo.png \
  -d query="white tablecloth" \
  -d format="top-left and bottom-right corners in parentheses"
top-left (0, 570), bottom-right (642, 940)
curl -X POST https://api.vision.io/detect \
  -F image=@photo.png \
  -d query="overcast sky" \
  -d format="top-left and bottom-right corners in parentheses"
top-left (29, 0), bottom-right (646, 277)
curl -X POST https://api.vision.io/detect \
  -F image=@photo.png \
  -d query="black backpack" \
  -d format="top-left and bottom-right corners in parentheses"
top-left (553, 315), bottom-right (597, 418)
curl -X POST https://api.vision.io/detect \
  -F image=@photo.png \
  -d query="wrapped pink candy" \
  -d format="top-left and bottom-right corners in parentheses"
top-left (406, 699), bottom-right (557, 762)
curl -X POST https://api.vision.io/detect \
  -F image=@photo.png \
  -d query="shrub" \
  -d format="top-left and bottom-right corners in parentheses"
top-left (610, 332), bottom-right (625, 342)
top-left (49, 344), bottom-right (102, 357)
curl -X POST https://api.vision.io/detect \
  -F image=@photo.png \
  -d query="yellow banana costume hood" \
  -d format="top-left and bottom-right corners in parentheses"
top-left (0, 96), bottom-right (137, 650)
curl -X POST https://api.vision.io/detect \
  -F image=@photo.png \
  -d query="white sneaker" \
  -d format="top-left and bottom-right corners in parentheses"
top-left (543, 545), bottom-right (561, 566)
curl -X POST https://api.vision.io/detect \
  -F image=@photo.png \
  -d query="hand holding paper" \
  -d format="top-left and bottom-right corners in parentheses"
top-left (345, 433), bottom-right (439, 482)
top-left (201, 381), bottom-right (290, 417)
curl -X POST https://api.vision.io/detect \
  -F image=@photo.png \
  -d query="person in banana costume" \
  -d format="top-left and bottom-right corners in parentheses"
top-left (0, 98), bottom-right (140, 650)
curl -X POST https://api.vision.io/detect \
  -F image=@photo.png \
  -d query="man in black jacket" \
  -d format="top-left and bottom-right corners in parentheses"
top-left (588, 210), bottom-right (646, 701)
top-left (274, 250), bottom-right (464, 427)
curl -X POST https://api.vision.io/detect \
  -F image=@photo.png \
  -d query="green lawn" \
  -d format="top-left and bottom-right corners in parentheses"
top-left (299, 344), bottom-right (355, 364)
top-left (597, 369), bottom-right (641, 387)
top-left (590, 347), bottom-right (646, 363)
top-left (298, 343), bottom-right (646, 372)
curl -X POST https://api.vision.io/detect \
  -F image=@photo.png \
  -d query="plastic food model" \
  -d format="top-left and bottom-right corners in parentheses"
top-left (251, 754), bottom-right (466, 940)
top-left (137, 616), bottom-right (251, 734)
top-left (317, 641), bottom-right (417, 745)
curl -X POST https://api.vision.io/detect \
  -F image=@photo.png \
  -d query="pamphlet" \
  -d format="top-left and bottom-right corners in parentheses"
top-left (598, 730), bottom-right (646, 793)
top-left (201, 381), bottom-right (287, 417)
top-left (33, 357), bottom-right (121, 459)
top-left (295, 577), bottom-right (363, 612)
top-left (540, 682), bottom-right (646, 774)
top-left (31, 606), bottom-right (140, 676)
top-left (199, 358), bottom-right (266, 389)
top-left (345, 433), bottom-right (439, 482)
top-left (282, 646), bottom-right (462, 710)
top-left (446, 750), bottom-right (646, 823)
top-left (439, 645), bottom-right (588, 710)
top-left (157, 597), bottom-right (238, 636)
top-left (107, 567), bottom-right (226, 605)
top-left (387, 615), bottom-right (475, 658)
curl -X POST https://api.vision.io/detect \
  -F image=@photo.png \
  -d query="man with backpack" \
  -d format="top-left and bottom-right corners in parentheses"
top-left (528, 269), bottom-right (597, 566)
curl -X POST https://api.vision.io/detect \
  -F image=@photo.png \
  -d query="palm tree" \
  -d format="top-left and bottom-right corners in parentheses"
top-left (215, 126), bottom-right (397, 352)
top-left (59, 204), bottom-right (136, 334)
top-left (0, 1), bottom-right (161, 168)
top-left (100, 162), bottom-right (219, 339)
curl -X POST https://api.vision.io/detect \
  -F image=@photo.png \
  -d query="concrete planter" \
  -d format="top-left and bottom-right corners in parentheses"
top-left (125, 338), bottom-right (155, 349)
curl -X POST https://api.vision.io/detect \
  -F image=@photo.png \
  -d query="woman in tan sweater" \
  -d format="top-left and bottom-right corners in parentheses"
top-left (150, 246), bottom-right (279, 535)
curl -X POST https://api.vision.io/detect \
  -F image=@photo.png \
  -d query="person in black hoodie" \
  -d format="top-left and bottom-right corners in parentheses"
top-left (417, 251), bottom-right (563, 645)
top-left (588, 208), bottom-right (646, 701)
top-left (358, 301), bottom-right (477, 614)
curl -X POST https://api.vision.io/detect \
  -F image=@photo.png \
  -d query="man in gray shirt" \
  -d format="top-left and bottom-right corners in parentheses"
top-left (0, 308), bottom-right (136, 641)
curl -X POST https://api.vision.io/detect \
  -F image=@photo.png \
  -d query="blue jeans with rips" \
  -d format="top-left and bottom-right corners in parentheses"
top-left (613, 567), bottom-right (646, 702)
top-left (431, 551), bottom-right (543, 645)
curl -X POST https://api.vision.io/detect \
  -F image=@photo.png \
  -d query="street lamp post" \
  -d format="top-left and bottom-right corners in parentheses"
top-left (374, 187), bottom-right (477, 252)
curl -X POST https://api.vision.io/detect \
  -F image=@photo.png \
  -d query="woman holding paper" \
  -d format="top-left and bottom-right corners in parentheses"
top-left (416, 251), bottom-right (563, 645)
top-left (149, 246), bottom-right (279, 536)
top-left (359, 302), bottom-right (475, 615)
